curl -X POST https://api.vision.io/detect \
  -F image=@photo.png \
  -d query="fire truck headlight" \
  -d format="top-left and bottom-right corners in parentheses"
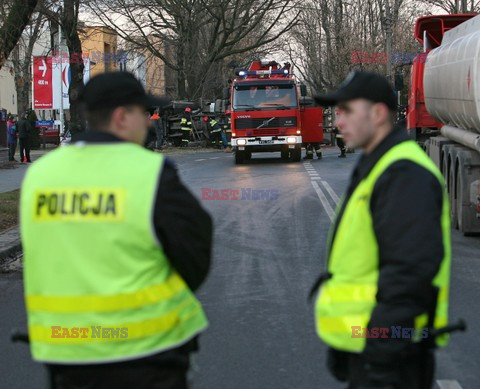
top-left (237, 139), bottom-right (247, 146)
top-left (287, 137), bottom-right (297, 144)
top-left (296, 130), bottom-right (301, 134)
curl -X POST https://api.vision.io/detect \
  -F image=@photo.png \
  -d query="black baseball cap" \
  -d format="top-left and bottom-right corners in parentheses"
top-left (313, 71), bottom-right (397, 111)
top-left (79, 72), bottom-right (170, 111)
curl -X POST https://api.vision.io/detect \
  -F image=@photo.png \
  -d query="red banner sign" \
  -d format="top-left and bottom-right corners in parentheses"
top-left (33, 56), bottom-right (53, 109)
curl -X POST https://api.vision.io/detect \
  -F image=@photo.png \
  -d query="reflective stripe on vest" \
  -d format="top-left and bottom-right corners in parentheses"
top-left (315, 140), bottom-right (451, 352)
top-left (20, 143), bottom-right (208, 363)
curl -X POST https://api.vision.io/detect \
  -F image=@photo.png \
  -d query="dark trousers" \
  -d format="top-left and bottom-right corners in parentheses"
top-left (47, 340), bottom-right (196, 389)
top-left (336, 137), bottom-right (346, 155)
top-left (19, 137), bottom-right (31, 162)
top-left (8, 142), bottom-right (16, 161)
top-left (211, 131), bottom-right (222, 147)
top-left (306, 143), bottom-right (321, 152)
top-left (327, 346), bottom-right (435, 389)
top-left (181, 129), bottom-right (191, 146)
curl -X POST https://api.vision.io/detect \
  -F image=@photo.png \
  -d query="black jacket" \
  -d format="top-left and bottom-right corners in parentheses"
top-left (329, 127), bottom-right (444, 365)
top-left (17, 118), bottom-right (31, 139)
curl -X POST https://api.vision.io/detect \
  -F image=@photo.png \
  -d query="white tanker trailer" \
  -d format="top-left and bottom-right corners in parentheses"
top-left (417, 14), bottom-right (480, 234)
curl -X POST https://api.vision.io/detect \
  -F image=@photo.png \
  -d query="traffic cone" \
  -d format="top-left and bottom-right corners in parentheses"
top-left (23, 156), bottom-right (27, 163)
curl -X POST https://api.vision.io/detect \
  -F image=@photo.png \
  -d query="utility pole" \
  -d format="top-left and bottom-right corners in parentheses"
top-left (57, 6), bottom-right (64, 135)
top-left (383, 1), bottom-right (393, 83)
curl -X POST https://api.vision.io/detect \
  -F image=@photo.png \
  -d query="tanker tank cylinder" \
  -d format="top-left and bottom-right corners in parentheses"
top-left (424, 14), bottom-right (480, 135)
top-left (441, 125), bottom-right (480, 153)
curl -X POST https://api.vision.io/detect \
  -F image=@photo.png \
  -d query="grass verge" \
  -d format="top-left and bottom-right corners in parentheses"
top-left (0, 190), bottom-right (19, 232)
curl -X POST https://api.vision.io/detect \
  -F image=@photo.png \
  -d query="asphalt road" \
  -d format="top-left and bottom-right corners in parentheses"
top-left (1, 147), bottom-right (479, 388)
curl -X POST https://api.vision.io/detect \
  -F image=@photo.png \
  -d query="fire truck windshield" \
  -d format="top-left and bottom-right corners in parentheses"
top-left (233, 84), bottom-right (297, 110)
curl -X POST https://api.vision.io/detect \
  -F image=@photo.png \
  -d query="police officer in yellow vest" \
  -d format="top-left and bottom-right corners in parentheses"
top-left (20, 72), bottom-right (213, 389)
top-left (311, 71), bottom-right (451, 389)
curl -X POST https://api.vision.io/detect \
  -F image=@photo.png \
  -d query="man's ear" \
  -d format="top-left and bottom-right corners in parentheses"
top-left (110, 106), bottom-right (126, 129)
top-left (371, 103), bottom-right (389, 126)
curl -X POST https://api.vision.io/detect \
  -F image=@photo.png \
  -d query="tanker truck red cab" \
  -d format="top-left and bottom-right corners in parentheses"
top-left (229, 60), bottom-right (323, 164)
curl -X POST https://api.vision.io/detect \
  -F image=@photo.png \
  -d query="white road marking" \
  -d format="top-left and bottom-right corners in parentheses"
top-left (194, 159), bottom-right (207, 162)
top-left (310, 177), bottom-right (322, 180)
top-left (320, 180), bottom-right (340, 204)
top-left (436, 380), bottom-right (463, 389)
top-left (311, 181), bottom-right (335, 222)
top-left (210, 157), bottom-right (220, 160)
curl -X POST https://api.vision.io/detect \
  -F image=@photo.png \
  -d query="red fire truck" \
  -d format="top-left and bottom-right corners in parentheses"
top-left (228, 60), bottom-right (323, 164)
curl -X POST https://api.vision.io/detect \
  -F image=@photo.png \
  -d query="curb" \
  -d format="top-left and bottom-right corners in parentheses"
top-left (0, 226), bottom-right (21, 264)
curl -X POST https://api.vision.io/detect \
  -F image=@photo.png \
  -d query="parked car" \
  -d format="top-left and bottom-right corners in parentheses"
top-left (38, 126), bottom-right (60, 145)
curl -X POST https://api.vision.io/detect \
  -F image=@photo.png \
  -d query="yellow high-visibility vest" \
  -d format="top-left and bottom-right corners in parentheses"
top-left (315, 140), bottom-right (451, 352)
top-left (21, 142), bottom-right (208, 363)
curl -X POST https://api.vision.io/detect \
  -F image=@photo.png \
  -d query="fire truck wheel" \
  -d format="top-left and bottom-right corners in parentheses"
top-left (235, 150), bottom-right (246, 164)
top-left (281, 150), bottom-right (289, 160)
top-left (245, 150), bottom-right (252, 160)
top-left (290, 147), bottom-right (301, 162)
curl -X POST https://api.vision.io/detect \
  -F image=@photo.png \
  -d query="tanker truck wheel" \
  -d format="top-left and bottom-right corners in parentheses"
top-left (456, 169), bottom-right (466, 233)
top-left (448, 161), bottom-right (459, 229)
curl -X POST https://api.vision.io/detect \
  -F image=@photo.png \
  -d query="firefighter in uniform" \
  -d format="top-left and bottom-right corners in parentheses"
top-left (20, 72), bottom-right (213, 389)
top-left (311, 71), bottom-right (451, 389)
top-left (209, 116), bottom-right (222, 149)
top-left (180, 107), bottom-right (193, 147)
top-left (223, 109), bottom-right (232, 153)
top-left (303, 143), bottom-right (322, 159)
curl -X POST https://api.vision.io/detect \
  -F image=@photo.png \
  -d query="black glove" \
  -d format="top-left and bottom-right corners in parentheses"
top-left (326, 348), bottom-right (349, 382)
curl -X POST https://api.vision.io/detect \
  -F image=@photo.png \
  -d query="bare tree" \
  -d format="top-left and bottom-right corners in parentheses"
top-left (289, 0), bottom-right (428, 94)
top-left (422, 0), bottom-right (480, 13)
top-left (40, 0), bottom-right (85, 132)
top-left (0, 0), bottom-right (39, 69)
top-left (11, 10), bottom-right (46, 115)
top-left (88, 0), bottom-right (300, 99)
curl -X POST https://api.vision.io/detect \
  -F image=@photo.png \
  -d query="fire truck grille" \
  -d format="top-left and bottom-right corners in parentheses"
top-left (234, 117), bottom-right (297, 130)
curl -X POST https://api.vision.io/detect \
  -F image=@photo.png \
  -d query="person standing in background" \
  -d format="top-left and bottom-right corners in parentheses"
top-left (180, 108), bottom-right (193, 147)
top-left (7, 115), bottom-right (17, 162)
top-left (17, 113), bottom-right (32, 163)
top-left (150, 109), bottom-right (163, 149)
